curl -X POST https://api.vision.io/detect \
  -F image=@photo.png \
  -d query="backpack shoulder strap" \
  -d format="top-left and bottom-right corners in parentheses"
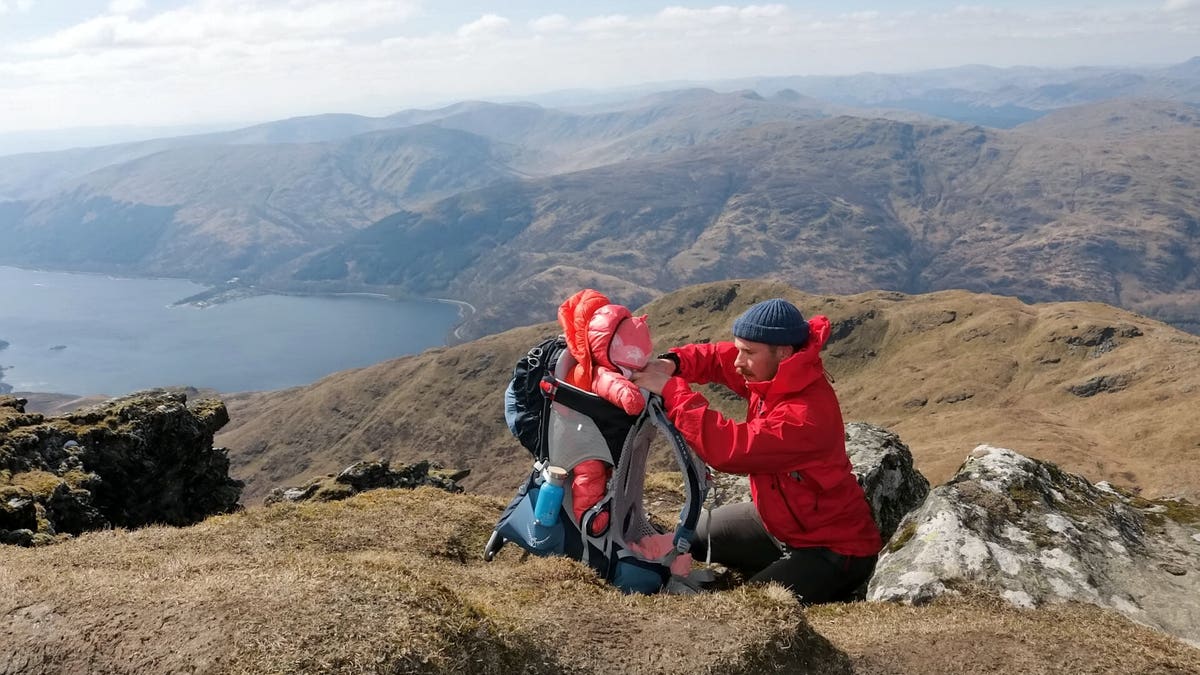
top-left (646, 396), bottom-right (709, 553)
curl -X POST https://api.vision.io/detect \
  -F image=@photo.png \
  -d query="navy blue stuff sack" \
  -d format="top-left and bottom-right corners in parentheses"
top-left (503, 335), bottom-right (567, 461)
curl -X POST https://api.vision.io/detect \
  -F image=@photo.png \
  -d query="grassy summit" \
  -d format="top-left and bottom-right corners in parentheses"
top-left (3, 487), bottom-right (1198, 674)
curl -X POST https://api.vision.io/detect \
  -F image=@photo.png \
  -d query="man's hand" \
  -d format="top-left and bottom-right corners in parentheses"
top-left (631, 358), bottom-right (676, 395)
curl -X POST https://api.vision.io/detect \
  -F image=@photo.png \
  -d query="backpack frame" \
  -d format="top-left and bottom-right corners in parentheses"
top-left (487, 340), bottom-right (709, 593)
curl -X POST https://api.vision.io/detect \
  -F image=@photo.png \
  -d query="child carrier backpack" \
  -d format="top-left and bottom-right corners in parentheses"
top-left (485, 338), bottom-right (711, 594)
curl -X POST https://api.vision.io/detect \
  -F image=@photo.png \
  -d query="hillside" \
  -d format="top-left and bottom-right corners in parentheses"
top-left (0, 89), bottom-right (822, 201)
top-left (0, 126), bottom-right (518, 280)
top-left (0, 108), bottom-right (502, 201)
top-left (1015, 99), bottom-right (1200, 140)
top-left (295, 104), bottom-right (1200, 338)
top-left (0, 90), bottom-right (829, 282)
top-left (4, 486), bottom-right (1199, 674)
top-left (218, 281), bottom-right (1200, 506)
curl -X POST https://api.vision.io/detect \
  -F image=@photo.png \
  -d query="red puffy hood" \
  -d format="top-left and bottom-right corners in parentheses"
top-left (588, 304), bottom-right (651, 375)
top-left (557, 289), bottom-right (653, 388)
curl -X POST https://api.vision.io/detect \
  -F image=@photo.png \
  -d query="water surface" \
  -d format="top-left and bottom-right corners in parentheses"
top-left (0, 266), bottom-right (458, 395)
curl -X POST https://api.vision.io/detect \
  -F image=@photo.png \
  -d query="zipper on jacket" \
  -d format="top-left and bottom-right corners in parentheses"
top-left (774, 475), bottom-right (807, 533)
top-left (789, 470), bottom-right (821, 516)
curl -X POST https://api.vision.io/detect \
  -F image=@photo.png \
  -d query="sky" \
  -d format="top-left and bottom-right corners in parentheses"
top-left (0, 1), bottom-right (1198, 132)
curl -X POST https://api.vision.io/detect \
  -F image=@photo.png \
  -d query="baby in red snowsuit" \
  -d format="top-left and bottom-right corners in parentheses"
top-left (558, 289), bottom-right (653, 535)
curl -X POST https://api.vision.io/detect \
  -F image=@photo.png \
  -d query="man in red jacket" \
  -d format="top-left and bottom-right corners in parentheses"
top-left (631, 297), bottom-right (881, 603)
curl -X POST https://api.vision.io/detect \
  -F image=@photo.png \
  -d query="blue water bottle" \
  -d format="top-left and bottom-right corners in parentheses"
top-left (534, 466), bottom-right (568, 526)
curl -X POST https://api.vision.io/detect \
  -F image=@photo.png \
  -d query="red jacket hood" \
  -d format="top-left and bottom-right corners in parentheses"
top-left (745, 315), bottom-right (832, 399)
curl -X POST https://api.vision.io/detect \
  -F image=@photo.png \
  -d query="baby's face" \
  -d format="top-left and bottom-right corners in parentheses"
top-left (609, 315), bottom-right (652, 376)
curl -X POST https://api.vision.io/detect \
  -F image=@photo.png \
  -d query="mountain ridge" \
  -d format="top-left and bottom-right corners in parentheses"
top-left (297, 109), bottom-right (1200, 338)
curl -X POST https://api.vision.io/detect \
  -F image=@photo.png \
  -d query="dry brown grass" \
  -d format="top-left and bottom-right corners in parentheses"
top-left (808, 591), bottom-right (1200, 675)
top-left (4, 487), bottom-right (1198, 675)
top-left (0, 487), bottom-right (848, 675)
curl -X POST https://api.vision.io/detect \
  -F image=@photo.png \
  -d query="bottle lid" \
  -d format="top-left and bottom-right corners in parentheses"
top-left (546, 466), bottom-right (568, 485)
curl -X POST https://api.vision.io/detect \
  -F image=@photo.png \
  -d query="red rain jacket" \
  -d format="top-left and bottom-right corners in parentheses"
top-left (661, 316), bottom-right (882, 557)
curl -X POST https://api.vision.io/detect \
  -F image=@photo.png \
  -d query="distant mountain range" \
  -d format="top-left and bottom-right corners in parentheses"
top-left (298, 101), bottom-right (1200, 338)
top-left (1, 59), bottom-right (1198, 336)
top-left (721, 58), bottom-right (1200, 126)
top-left (518, 59), bottom-right (1200, 126)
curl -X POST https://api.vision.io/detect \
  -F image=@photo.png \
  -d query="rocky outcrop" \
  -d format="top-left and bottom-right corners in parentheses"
top-left (0, 391), bottom-right (243, 546)
top-left (868, 445), bottom-right (1200, 645)
top-left (844, 423), bottom-right (931, 543)
top-left (1060, 322), bottom-right (1143, 358)
top-left (705, 422), bottom-right (929, 544)
top-left (264, 459), bottom-right (469, 505)
top-left (1067, 373), bottom-right (1132, 397)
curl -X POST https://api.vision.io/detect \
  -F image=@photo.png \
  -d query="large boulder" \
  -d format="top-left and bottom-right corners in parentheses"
top-left (868, 444), bottom-right (1200, 645)
top-left (0, 390), bottom-right (243, 545)
top-left (844, 422), bottom-right (930, 543)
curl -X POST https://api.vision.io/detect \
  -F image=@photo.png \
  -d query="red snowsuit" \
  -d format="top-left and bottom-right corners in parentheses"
top-left (660, 316), bottom-right (882, 557)
top-left (558, 289), bottom-right (653, 534)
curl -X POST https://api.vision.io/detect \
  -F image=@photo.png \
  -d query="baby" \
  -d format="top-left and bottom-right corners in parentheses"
top-left (557, 289), bottom-right (652, 534)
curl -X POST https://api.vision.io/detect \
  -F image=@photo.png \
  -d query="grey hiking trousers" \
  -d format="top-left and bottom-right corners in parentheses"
top-left (690, 501), bottom-right (877, 604)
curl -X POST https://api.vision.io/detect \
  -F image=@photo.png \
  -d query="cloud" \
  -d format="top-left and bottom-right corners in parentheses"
top-left (456, 14), bottom-right (509, 39)
top-left (529, 13), bottom-right (569, 33)
top-left (576, 14), bottom-right (633, 34)
top-left (2, 2), bottom-right (1199, 131)
top-left (17, 0), bottom-right (419, 55)
top-left (656, 4), bottom-right (786, 26)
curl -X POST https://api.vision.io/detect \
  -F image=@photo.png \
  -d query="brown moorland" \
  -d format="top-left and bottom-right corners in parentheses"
top-left (3, 487), bottom-right (1199, 675)
top-left (218, 280), bottom-right (1200, 505)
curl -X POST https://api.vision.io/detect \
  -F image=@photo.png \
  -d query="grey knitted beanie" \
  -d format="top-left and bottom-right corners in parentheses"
top-left (732, 298), bottom-right (810, 346)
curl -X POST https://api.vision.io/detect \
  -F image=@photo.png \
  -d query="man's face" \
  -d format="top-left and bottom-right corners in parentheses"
top-left (733, 338), bottom-right (794, 382)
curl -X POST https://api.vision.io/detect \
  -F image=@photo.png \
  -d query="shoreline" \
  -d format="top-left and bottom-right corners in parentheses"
top-left (430, 298), bottom-right (478, 341)
top-left (170, 282), bottom-right (480, 344)
top-left (4, 262), bottom-right (482, 347)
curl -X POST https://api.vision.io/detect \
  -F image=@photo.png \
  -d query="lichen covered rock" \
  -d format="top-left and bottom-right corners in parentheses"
top-left (264, 459), bottom-right (468, 505)
top-left (0, 391), bottom-right (243, 545)
top-left (845, 422), bottom-right (930, 543)
top-left (868, 444), bottom-right (1200, 645)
